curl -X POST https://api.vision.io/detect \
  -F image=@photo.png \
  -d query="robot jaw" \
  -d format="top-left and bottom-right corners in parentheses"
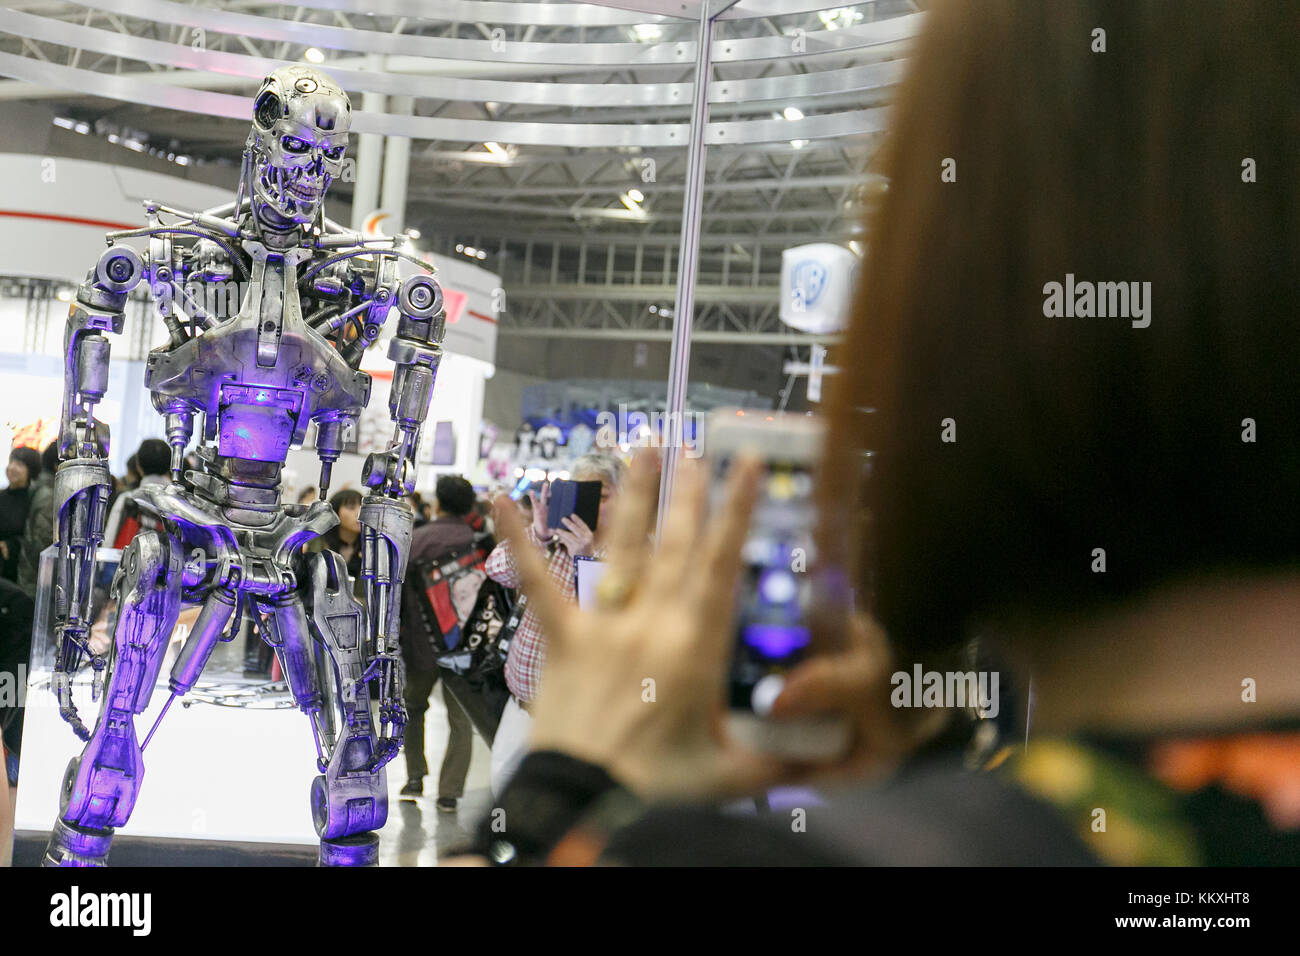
top-left (253, 153), bottom-right (333, 224)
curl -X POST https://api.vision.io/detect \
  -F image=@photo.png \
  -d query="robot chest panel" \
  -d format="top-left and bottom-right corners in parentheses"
top-left (145, 312), bottom-right (371, 463)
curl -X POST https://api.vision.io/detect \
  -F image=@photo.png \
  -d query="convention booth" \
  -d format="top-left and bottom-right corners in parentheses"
top-left (0, 0), bottom-right (894, 868)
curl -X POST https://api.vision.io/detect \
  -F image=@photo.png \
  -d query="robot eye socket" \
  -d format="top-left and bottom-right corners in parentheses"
top-left (325, 146), bottom-right (344, 161)
top-left (281, 135), bottom-right (310, 154)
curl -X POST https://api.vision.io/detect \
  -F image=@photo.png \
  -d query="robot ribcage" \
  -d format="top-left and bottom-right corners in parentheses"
top-left (144, 238), bottom-right (375, 466)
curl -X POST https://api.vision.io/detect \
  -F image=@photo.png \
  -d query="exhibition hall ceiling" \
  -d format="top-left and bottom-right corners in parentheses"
top-left (0, 1), bottom-right (920, 341)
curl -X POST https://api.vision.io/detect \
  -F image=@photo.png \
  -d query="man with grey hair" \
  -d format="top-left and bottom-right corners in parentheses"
top-left (484, 453), bottom-right (626, 796)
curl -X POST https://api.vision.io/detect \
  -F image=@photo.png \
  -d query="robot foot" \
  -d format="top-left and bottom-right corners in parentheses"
top-left (318, 832), bottom-right (380, 867)
top-left (43, 818), bottom-right (115, 867)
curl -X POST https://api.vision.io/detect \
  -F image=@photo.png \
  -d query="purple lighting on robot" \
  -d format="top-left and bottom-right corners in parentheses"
top-left (742, 624), bottom-right (810, 659)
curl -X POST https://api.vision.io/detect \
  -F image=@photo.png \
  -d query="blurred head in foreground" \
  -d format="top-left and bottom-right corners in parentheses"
top-left (822, 1), bottom-right (1298, 741)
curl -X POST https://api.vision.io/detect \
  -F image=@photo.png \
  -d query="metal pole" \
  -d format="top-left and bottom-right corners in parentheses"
top-left (380, 94), bottom-right (414, 234)
top-left (350, 55), bottom-right (385, 232)
top-left (656, 5), bottom-right (714, 539)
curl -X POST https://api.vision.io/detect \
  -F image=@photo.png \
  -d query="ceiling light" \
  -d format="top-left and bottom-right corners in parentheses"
top-left (627, 188), bottom-right (644, 202)
top-left (619, 192), bottom-right (647, 216)
top-left (484, 142), bottom-right (510, 159)
top-left (849, 241), bottom-right (864, 256)
top-left (56, 288), bottom-right (72, 302)
top-left (304, 47), bottom-right (325, 63)
top-left (455, 243), bottom-right (464, 252)
top-left (818, 7), bottom-right (864, 31)
top-left (790, 139), bottom-right (809, 149)
top-left (407, 228), bottom-right (421, 239)
top-left (782, 107), bottom-right (804, 122)
top-left (632, 24), bottom-right (662, 42)
top-left (649, 305), bottom-right (658, 314)
top-left (476, 250), bottom-right (487, 260)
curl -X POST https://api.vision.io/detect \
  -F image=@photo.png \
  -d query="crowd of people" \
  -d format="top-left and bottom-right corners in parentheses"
top-left (447, 0), bottom-right (1299, 866)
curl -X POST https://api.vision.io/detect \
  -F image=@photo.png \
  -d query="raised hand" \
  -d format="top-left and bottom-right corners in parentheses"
top-left (497, 452), bottom-right (793, 801)
top-left (552, 514), bottom-right (594, 558)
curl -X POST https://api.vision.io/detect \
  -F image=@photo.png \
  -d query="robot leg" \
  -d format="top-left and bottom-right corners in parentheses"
top-left (43, 530), bottom-right (182, 867)
top-left (295, 550), bottom-right (389, 866)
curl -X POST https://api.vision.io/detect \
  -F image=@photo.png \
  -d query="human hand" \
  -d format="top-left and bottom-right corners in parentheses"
top-left (528, 484), bottom-right (551, 541)
top-left (769, 613), bottom-right (932, 782)
top-left (497, 452), bottom-right (791, 801)
top-left (552, 514), bottom-right (594, 558)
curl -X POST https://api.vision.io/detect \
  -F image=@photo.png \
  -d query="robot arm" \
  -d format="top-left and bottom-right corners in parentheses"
top-left (53, 244), bottom-right (146, 739)
top-left (362, 276), bottom-right (445, 499)
top-left (354, 273), bottom-right (445, 770)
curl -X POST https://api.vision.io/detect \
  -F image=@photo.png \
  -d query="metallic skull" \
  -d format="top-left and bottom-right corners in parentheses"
top-left (248, 66), bottom-right (351, 226)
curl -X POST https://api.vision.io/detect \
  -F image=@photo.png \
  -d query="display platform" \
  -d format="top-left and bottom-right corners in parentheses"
top-left (11, 832), bottom-right (317, 867)
top-left (17, 544), bottom-right (324, 846)
top-left (17, 659), bottom-right (323, 846)
top-left (14, 546), bottom-right (495, 866)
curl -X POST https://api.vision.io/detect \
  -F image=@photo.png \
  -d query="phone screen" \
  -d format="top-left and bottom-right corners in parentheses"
top-left (507, 475), bottom-right (533, 501)
top-left (546, 479), bottom-right (601, 533)
top-left (726, 459), bottom-right (818, 714)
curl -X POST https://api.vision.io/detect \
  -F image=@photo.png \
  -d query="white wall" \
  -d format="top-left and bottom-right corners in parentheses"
top-left (0, 153), bottom-right (231, 283)
top-left (283, 350), bottom-right (492, 498)
top-left (0, 351), bottom-right (161, 477)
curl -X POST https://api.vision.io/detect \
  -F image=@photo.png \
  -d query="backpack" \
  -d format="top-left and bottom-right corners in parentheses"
top-left (435, 579), bottom-right (521, 746)
top-left (111, 506), bottom-right (141, 550)
top-left (411, 545), bottom-right (489, 656)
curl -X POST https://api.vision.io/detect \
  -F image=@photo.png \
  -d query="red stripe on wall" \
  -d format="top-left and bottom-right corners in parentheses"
top-left (0, 209), bottom-right (138, 231)
top-left (468, 310), bottom-right (498, 324)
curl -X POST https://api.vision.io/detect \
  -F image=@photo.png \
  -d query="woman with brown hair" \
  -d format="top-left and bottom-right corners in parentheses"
top-left (459, 0), bottom-right (1299, 866)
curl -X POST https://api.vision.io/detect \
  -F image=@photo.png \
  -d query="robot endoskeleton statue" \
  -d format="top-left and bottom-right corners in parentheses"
top-left (43, 66), bottom-right (445, 867)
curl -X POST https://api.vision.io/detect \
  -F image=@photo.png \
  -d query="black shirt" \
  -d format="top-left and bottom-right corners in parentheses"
top-left (0, 486), bottom-right (31, 582)
top-left (603, 756), bottom-right (1100, 866)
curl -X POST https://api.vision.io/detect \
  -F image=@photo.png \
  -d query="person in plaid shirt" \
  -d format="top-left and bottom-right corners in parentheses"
top-left (485, 453), bottom-right (625, 796)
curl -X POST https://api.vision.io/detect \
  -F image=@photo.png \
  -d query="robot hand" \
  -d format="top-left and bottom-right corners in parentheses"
top-left (50, 458), bottom-right (116, 741)
top-left (362, 650), bottom-right (406, 772)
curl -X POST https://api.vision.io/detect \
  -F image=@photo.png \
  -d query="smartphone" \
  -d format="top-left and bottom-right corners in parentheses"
top-left (707, 409), bottom-right (851, 761)
top-left (547, 479), bottom-right (601, 533)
